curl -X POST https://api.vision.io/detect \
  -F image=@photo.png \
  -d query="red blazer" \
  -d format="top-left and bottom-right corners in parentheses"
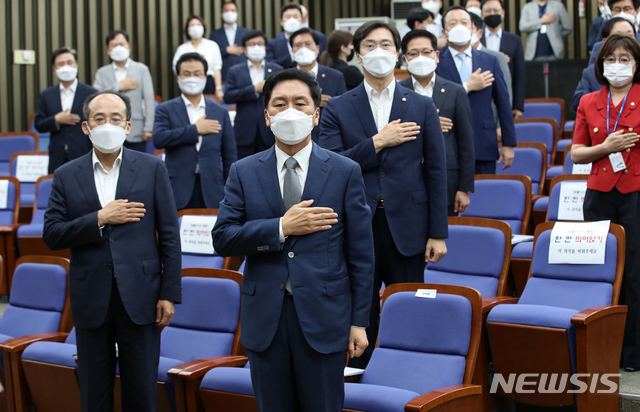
top-left (574, 84), bottom-right (640, 194)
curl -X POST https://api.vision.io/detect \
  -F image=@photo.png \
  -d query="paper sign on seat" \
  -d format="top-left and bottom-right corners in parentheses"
top-left (180, 215), bottom-right (218, 255)
top-left (15, 155), bottom-right (49, 182)
top-left (557, 181), bottom-right (587, 221)
top-left (548, 221), bottom-right (610, 264)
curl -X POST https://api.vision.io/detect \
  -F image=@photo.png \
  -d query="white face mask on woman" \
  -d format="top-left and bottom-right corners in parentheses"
top-left (188, 25), bottom-right (205, 39)
top-left (603, 62), bottom-right (636, 87)
top-left (268, 108), bottom-right (317, 145)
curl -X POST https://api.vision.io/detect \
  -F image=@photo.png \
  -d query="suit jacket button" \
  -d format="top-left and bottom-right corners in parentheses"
top-left (625, 170), bottom-right (629, 174)
top-left (594, 128), bottom-right (598, 133)
top-left (106, 263), bottom-right (112, 269)
top-left (110, 238), bottom-right (114, 243)
top-left (380, 172), bottom-right (385, 177)
top-left (603, 167), bottom-right (607, 172)
top-left (288, 252), bottom-right (294, 258)
top-left (629, 127), bottom-right (634, 132)
top-left (280, 284), bottom-right (285, 290)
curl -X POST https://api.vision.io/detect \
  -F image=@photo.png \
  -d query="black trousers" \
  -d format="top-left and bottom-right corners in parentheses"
top-left (348, 206), bottom-right (425, 368)
top-left (583, 187), bottom-right (640, 367)
top-left (246, 294), bottom-right (345, 412)
top-left (475, 160), bottom-right (496, 175)
top-left (75, 277), bottom-right (161, 412)
top-left (183, 174), bottom-right (206, 210)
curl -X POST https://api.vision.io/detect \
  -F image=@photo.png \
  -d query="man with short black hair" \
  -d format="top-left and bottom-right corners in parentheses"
top-left (590, 0), bottom-right (640, 65)
top-left (266, 3), bottom-right (304, 68)
top-left (225, 31), bottom-right (283, 159)
top-left (35, 47), bottom-right (97, 173)
top-left (406, 7), bottom-right (435, 31)
top-left (209, 0), bottom-right (250, 81)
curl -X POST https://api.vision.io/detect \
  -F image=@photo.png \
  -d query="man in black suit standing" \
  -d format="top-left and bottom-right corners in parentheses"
top-left (480, 0), bottom-right (526, 119)
top-left (43, 91), bottom-right (182, 411)
top-left (35, 47), bottom-right (97, 173)
top-left (399, 30), bottom-right (475, 216)
top-left (209, 0), bottom-right (250, 82)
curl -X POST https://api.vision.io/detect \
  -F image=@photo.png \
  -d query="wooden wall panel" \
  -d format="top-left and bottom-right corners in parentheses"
top-left (0, 0), bottom-right (596, 133)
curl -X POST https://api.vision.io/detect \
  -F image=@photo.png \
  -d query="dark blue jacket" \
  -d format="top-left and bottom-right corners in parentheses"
top-left (312, 65), bottom-right (347, 142)
top-left (480, 30), bottom-right (526, 112)
top-left (572, 65), bottom-right (603, 111)
top-left (209, 25), bottom-right (250, 81)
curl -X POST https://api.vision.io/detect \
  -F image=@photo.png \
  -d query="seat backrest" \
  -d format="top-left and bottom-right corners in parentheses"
top-left (547, 175), bottom-right (589, 222)
top-left (0, 176), bottom-right (20, 225)
top-left (519, 222), bottom-right (624, 311)
top-left (496, 143), bottom-right (546, 195)
top-left (160, 269), bottom-right (242, 363)
top-left (32, 175), bottom-right (54, 224)
top-left (514, 122), bottom-right (555, 164)
top-left (461, 175), bottom-right (532, 234)
top-left (425, 217), bottom-right (511, 297)
top-left (10, 152), bottom-right (50, 207)
top-left (29, 114), bottom-right (50, 151)
top-left (362, 284), bottom-right (481, 395)
top-left (0, 133), bottom-right (38, 175)
top-left (523, 99), bottom-right (564, 134)
top-left (0, 257), bottom-right (69, 338)
top-left (562, 148), bottom-right (574, 174)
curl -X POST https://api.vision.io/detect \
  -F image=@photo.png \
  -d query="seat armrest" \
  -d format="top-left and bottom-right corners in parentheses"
top-left (571, 305), bottom-right (628, 326)
top-left (0, 224), bottom-right (20, 233)
top-left (405, 384), bottom-right (482, 411)
top-left (531, 195), bottom-right (545, 204)
top-left (482, 297), bottom-right (519, 314)
top-left (167, 355), bottom-right (249, 381)
top-left (0, 332), bottom-right (69, 353)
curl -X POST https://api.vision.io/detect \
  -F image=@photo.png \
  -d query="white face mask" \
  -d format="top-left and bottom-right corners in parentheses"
top-left (188, 25), bottom-right (205, 39)
top-left (56, 65), bottom-right (78, 82)
top-left (360, 48), bottom-right (397, 78)
top-left (467, 6), bottom-right (482, 17)
top-left (447, 24), bottom-right (472, 46)
top-left (268, 108), bottom-right (316, 145)
top-left (178, 76), bottom-right (207, 95)
top-left (283, 17), bottom-right (302, 33)
top-left (425, 23), bottom-right (440, 35)
top-left (407, 56), bottom-right (437, 77)
top-left (471, 33), bottom-right (479, 46)
top-left (222, 11), bottom-right (238, 24)
top-left (109, 46), bottom-right (130, 62)
top-left (603, 62), bottom-right (635, 87)
top-left (247, 45), bottom-right (266, 62)
top-left (422, 1), bottom-right (441, 15)
top-left (294, 47), bottom-right (317, 66)
top-left (599, 4), bottom-right (612, 17)
top-left (616, 11), bottom-right (637, 25)
top-left (87, 123), bottom-right (127, 154)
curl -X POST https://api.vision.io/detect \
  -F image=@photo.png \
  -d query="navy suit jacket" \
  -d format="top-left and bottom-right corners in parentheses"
top-left (572, 65), bottom-right (603, 112)
top-left (35, 82), bottom-right (97, 173)
top-left (588, 16), bottom-right (604, 52)
top-left (224, 61), bottom-right (283, 147)
top-left (266, 30), bottom-right (327, 68)
top-left (400, 76), bottom-right (475, 205)
top-left (436, 47), bottom-right (516, 161)
top-left (43, 148), bottom-right (182, 329)
top-left (153, 97), bottom-right (237, 209)
top-left (480, 30), bottom-right (526, 112)
top-left (212, 143), bottom-right (374, 354)
top-left (319, 83), bottom-right (448, 256)
top-left (312, 65), bottom-right (347, 142)
top-left (209, 25), bottom-right (250, 81)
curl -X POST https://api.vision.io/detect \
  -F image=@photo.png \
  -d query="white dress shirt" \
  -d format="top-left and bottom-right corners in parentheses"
top-left (59, 78), bottom-right (78, 113)
top-left (113, 59), bottom-right (130, 85)
top-left (224, 23), bottom-right (237, 47)
top-left (448, 45), bottom-right (473, 93)
top-left (412, 74), bottom-right (436, 97)
top-left (93, 148), bottom-right (123, 208)
top-left (181, 94), bottom-right (206, 151)
top-left (297, 62), bottom-right (319, 78)
top-left (486, 28), bottom-right (503, 52)
top-left (364, 79), bottom-right (396, 133)
top-left (248, 60), bottom-right (265, 85)
top-left (173, 39), bottom-right (223, 77)
top-left (433, 14), bottom-right (443, 36)
top-left (276, 140), bottom-right (312, 242)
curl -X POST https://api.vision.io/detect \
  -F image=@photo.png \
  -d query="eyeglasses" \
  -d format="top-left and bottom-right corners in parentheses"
top-left (293, 40), bottom-right (316, 49)
top-left (603, 55), bottom-right (634, 65)
top-left (612, 6), bottom-right (635, 13)
top-left (246, 41), bottom-right (265, 47)
top-left (90, 116), bottom-right (124, 126)
top-left (178, 71), bottom-right (206, 78)
top-left (406, 49), bottom-right (435, 58)
top-left (361, 40), bottom-right (395, 52)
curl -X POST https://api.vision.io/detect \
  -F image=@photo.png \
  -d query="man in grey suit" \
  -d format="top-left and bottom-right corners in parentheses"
top-left (94, 30), bottom-right (155, 152)
top-left (519, 0), bottom-right (572, 61)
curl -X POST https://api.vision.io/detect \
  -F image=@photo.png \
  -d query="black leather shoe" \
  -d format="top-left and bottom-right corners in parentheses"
top-left (624, 366), bottom-right (637, 372)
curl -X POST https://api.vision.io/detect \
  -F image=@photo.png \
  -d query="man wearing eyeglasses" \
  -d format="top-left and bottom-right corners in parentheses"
top-left (590, 0), bottom-right (640, 66)
top-left (43, 91), bottom-right (181, 411)
top-left (153, 52), bottom-right (237, 210)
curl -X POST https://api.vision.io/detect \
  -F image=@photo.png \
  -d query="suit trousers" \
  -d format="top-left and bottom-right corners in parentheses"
top-left (246, 294), bottom-right (346, 412)
top-left (349, 206), bottom-right (425, 368)
top-left (183, 174), bottom-right (206, 210)
top-left (475, 160), bottom-right (496, 175)
top-left (75, 277), bottom-right (161, 412)
top-left (584, 187), bottom-right (640, 367)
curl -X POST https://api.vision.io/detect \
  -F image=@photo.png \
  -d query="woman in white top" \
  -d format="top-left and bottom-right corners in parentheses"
top-left (173, 15), bottom-right (224, 101)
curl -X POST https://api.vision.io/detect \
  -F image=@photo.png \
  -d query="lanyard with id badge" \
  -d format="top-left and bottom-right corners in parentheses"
top-left (607, 90), bottom-right (629, 173)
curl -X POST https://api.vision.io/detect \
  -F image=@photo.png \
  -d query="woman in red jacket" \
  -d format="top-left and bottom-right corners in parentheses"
top-left (573, 34), bottom-right (640, 372)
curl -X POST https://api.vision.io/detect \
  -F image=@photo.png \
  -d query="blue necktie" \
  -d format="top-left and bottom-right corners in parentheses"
top-left (457, 52), bottom-right (470, 83)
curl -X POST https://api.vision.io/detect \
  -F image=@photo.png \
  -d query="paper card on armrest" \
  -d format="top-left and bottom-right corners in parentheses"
top-left (344, 367), bottom-right (365, 377)
top-left (15, 155), bottom-right (49, 182)
top-left (180, 215), bottom-right (218, 254)
top-left (0, 180), bottom-right (8, 209)
top-left (415, 289), bottom-right (437, 299)
top-left (557, 181), bottom-right (587, 221)
top-left (511, 235), bottom-right (534, 245)
top-left (572, 163), bottom-right (591, 175)
top-left (548, 220), bottom-right (609, 265)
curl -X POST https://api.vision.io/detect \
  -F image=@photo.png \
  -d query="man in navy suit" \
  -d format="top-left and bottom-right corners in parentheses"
top-left (266, 3), bottom-right (305, 69)
top-left (43, 91), bottom-right (181, 411)
top-left (300, 5), bottom-right (328, 55)
top-left (319, 21), bottom-right (449, 367)
top-left (588, 16), bottom-right (637, 66)
top-left (213, 69), bottom-right (373, 412)
top-left (572, 66), bottom-right (603, 111)
top-left (290, 28), bottom-right (346, 142)
top-left (436, 6), bottom-right (515, 174)
top-left (35, 47), bottom-right (97, 173)
top-left (400, 30), bottom-right (475, 217)
top-left (153, 52), bottom-right (237, 210)
top-left (225, 31), bottom-right (283, 159)
top-left (480, 0), bottom-right (526, 119)
top-left (209, 0), bottom-right (250, 81)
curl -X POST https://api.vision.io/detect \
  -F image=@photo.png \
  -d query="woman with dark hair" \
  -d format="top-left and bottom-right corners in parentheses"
top-left (572, 34), bottom-right (640, 372)
top-left (320, 30), bottom-right (364, 90)
top-left (172, 15), bottom-right (224, 100)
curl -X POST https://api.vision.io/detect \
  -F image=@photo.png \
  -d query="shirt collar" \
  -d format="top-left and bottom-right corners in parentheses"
top-left (248, 59), bottom-right (266, 69)
top-left (224, 23), bottom-right (237, 31)
top-left (488, 27), bottom-right (503, 38)
top-left (92, 147), bottom-right (124, 173)
top-left (59, 78), bottom-right (78, 93)
top-left (275, 139), bottom-right (313, 173)
top-left (448, 45), bottom-right (473, 59)
top-left (363, 78), bottom-right (396, 101)
top-left (412, 73), bottom-right (436, 90)
top-left (112, 59), bottom-right (131, 71)
top-left (298, 62), bottom-right (319, 77)
top-left (181, 94), bottom-right (206, 109)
